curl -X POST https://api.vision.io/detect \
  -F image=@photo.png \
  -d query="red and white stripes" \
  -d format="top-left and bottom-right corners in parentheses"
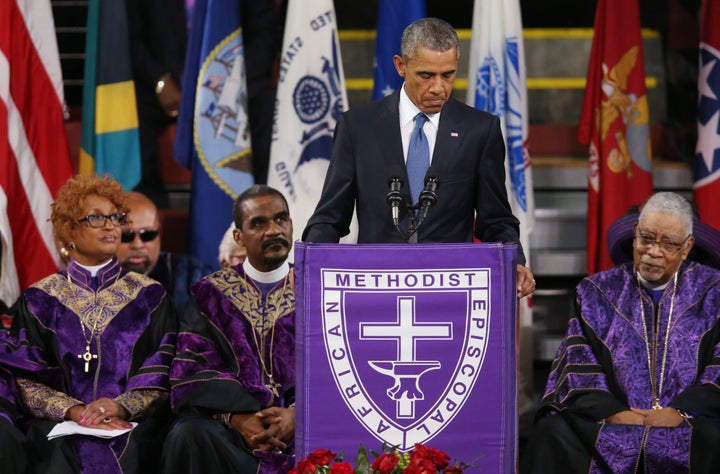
top-left (0, 0), bottom-right (73, 306)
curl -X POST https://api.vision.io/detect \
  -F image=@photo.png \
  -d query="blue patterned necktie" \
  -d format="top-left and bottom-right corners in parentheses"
top-left (407, 113), bottom-right (429, 205)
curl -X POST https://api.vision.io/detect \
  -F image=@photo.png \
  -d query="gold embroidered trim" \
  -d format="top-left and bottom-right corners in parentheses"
top-left (17, 377), bottom-right (82, 421)
top-left (114, 389), bottom-right (166, 420)
top-left (206, 268), bottom-right (295, 336)
top-left (34, 273), bottom-right (152, 334)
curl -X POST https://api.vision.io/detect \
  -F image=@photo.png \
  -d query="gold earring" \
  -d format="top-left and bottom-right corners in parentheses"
top-left (59, 247), bottom-right (69, 259)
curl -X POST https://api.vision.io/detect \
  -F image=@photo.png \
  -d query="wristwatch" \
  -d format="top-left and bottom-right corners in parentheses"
top-left (155, 73), bottom-right (172, 96)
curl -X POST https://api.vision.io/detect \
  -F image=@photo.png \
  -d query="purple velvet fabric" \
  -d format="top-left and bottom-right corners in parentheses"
top-left (171, 265), bottom-right (295, 409)
top-left (3, 257), bottom-right (176, 473)
top-left (170, 265), bottom-right (295, 473)
top-left (542, 261), bottom-right (720, 472)
top-left (16, 258), bottom-right (173, 398)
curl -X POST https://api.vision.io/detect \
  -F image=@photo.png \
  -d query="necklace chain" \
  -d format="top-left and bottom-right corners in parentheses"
top-left (66, 267), bottom-right (120, 372)
top-left (637, 271), bottom-right (678, 410)
top-left (239, 270), bottom-right (292, 398)
top-left (67, 272), bottom-right (102, 344)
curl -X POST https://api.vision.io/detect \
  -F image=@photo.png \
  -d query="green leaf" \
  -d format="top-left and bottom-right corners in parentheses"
top-left (355, 444), bottom-right (370, 474)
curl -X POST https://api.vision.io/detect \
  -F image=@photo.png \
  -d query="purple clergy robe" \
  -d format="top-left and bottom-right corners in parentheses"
top-left (3, 257), bottom-right (177, 474)
top-left (527, 261), bottom-right (720, 473)
top-left (169, 264), bottom-right (296, 473)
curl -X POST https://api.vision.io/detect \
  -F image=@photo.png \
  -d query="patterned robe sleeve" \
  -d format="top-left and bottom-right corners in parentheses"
top-left (170, 298), bottom-right (262, 414)
top-left (114, 389), bottom-right (168, 420)
top-left (541, 293), bottom-right (627, 420)
top-left (17, 377), bottom-right (82, 421)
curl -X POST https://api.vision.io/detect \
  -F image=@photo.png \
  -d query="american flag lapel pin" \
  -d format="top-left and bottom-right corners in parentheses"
top-left (450, 131), bottom-right (459, 137)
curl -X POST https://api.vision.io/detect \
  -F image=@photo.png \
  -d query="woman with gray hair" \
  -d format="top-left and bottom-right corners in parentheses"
top-left (523, 191), bottom-right (720, 473)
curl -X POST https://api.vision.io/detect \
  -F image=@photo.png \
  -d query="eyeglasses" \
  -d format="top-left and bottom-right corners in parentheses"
top-left (79, 213), bottom-right (126, 228)
top-left (634, 232), bottom-right (691, 255)
top-left (121, 229), bottom-right (160, 243)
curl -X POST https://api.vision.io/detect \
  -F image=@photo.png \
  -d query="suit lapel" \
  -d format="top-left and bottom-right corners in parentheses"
top-left (377, 92), bottom-right (405, 168)
top-left (375, 92), bottom-right (411, 200)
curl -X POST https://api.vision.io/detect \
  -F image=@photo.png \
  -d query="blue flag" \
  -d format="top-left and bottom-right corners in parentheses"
top-left (371, 0), bottom-right (426, 100)
top-left (175, 0), bottom-right (254, 268)
top-left (79, 0), bottom-right (141, 190)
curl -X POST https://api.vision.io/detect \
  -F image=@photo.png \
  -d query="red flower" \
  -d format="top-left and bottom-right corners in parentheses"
top-left (443, 465), bottom-right (464, 473)
top-left (410, 444), bottom-right (450, 470)
top-left (292, 459), bottom-right (318, 474)
top-left (307, 449), bottom-right (337, 466)
top-left (403, 466), bottom-right (424, 474)
top-left (329, 461), bottom-right (355, 474)
top-left (371, 452), bottom-right (400, 473)
top-left (292, 443), bottom-right (464, 473)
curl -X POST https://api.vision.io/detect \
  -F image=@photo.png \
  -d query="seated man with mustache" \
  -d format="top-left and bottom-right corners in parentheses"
top-left (161, 185), bottom-right (296, 474)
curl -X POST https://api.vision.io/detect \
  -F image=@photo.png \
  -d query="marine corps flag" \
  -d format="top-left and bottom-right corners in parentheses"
top-left (694, 0), bottom-right (720, 230)
top-left (578, 0), bottom-right (653, 274)
top-left (175, 0), bottom-right (254, 268)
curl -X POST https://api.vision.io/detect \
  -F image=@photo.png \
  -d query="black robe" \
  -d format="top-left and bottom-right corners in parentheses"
top-left (162, 265), bottom-right (295, 474)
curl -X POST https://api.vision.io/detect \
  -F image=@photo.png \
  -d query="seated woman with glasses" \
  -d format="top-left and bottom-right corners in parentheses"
top-left (0, 175), bottom-right (177, 474)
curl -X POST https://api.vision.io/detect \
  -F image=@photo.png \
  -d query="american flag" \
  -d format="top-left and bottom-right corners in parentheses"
top-left (0, 0), bottom-right (73, 306)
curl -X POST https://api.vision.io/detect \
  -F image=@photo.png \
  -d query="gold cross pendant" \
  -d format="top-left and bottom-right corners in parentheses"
top-left (266, 378), bottom-right (281, 398)
top-left (652, 398), bottom-right (662, 410)
top-left (78, 345), bottom-right (97, 373)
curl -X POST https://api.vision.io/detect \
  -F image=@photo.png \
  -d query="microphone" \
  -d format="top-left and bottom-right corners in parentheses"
top-left (386, 166), bottom-right (405, 227)
top-left (417, 166), bottom-right (440, 223)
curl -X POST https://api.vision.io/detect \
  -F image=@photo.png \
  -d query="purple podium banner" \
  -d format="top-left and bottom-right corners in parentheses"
top-left (294, 242), bottom-right (518, 472)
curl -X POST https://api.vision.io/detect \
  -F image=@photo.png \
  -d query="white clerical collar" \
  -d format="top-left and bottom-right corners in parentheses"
top-left (75, 259), bottom-right (113, 277)
top-left (243, 260), bottom-right (290, 284)
top-left (637, 272), bottom-right (672, 291)
top-left (399, 83), bottom-right (440, 128)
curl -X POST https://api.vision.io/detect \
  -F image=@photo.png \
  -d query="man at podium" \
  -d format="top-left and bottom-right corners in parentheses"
top-left (302, 17), bottom-right (534, 299)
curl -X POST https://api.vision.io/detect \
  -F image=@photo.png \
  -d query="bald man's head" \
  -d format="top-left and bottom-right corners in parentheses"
top-left (116, 191), bottom-right (162, 274)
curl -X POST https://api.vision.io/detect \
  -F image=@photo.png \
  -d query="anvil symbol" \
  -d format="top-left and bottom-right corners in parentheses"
top-left (360, 296), bottom-right (452, 418)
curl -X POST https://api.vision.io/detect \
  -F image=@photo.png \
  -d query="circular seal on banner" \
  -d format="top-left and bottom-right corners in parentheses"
top-left (293, 76), bottom-right (330, 124)
top-left (194, 29), bottom-right (254, 198)
top-left (475, 57), bottom-right (504, 116)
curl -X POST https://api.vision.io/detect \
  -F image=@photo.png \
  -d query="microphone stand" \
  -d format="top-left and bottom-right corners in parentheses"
top-left (405, 176), bottom-right (439, 242)
top-left (405, 205), bottom-right (419, 243)
top-left (386, 175), bottom-right (439, 243)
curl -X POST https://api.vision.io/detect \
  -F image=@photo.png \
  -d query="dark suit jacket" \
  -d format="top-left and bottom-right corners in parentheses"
top-left (302, 91), bottom-right (525, 264)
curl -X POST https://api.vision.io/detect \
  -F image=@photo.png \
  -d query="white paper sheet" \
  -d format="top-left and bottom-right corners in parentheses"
top-left (47, 421), bottom-right (137, 440)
